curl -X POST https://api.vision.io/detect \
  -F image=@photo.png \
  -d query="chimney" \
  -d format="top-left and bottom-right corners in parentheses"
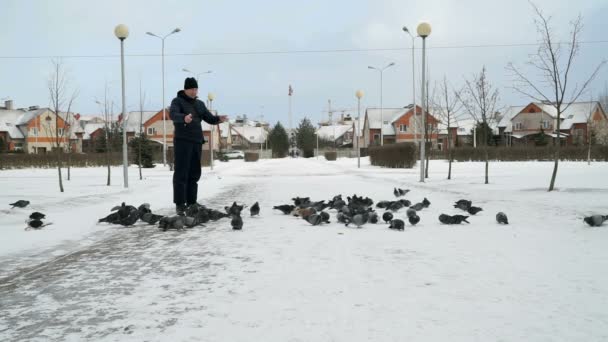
top-left (5, 100), bottom-right (13, 110)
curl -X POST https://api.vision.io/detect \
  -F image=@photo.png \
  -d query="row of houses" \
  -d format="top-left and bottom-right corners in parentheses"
top-left (316, 101), bottom-right (608, 150)
top-left (0, 100), bottom-right (270, 154)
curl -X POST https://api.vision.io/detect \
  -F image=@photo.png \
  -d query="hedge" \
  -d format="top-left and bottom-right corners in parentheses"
top-left (430, 146), bottom-right (608, 162)
top-left (245, 152), bottom-right (260, 162)
top-left (324, 151), bottom-right (337, 161)
top-left (0, 152), bottom-right (123, 170)
top-left (369, 142), bottom-right (417, 168)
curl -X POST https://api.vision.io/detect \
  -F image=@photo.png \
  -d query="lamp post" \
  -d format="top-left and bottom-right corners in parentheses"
top-left (208, 92), bottom-right (215, 170)
top-left (402, 26), bottom-right (418, 148)
top-left (146, 28), bottom-right (181, 167)
top-left (115, 24), bottom-right (129, 188)
top-left (368, 63), bottom-right (395, 146)
top-left (356, 90), bottom-right (364, 168)
top-left (182, 68), bottom-right (213, 80)
top-left (417, 22), bottom-right (431, 183)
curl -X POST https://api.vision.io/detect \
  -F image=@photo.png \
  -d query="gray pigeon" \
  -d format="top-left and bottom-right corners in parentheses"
top-left (496, 212), bottom-right (509, 225)
top-left (250, 202), bottom-right (260, 217)
top-left (25, 219), bottom-right (52, 230)
top-left (141, 213), bottom-right (164, 225)
top-left (29, 212), bottom-right (45, 220)
top-left (467, 206), bottom-right (483, 215)
top-left (320, 211), bottom-right (331, 223)
top-left (454, 200), bottom-right (472, 211)
top-left (10, 200), bottom-right (30, 209)
top-left (388, 219), bottom-right (405, 230)
top-left (231, 215), bottom-right (243, 230)
top-left (348, 214), bottom-right (367, 228)
top-left (408, 214), bottom-right (420, 226)
top-left (410, 203), bottom-right (424, 211)
top-left (406, 208), bottom-right (417, 218)
top-left (369, 212), bottom-right (379, 224)
top-left (584, 215), bottom-right (607, 227)
top-left (422, 198), bottom-right (431, 208)
top-left (159, 216), bottom-right (185, 231)
top-left (382, 212), bottom-right (393, 223)
top-left (305, 214), bottom-right (324, 226)
top-left (119, 207), bottom-right (140, 227)
top-left (184, 216), bottom-right (198, 228)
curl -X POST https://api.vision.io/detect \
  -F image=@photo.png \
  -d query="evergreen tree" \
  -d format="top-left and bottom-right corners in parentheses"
top-left (295, 118), bottom-right (316, 158)
top-left (268, 122), bottom-right (289, 158)
top-left (129, 133), bottom-right (155, 168)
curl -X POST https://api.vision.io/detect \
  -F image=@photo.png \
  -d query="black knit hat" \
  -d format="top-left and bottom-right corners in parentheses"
top-left (184, 77), bottom-right (198, 90)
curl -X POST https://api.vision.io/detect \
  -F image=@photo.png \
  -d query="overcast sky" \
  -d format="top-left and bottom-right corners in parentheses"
top-left (1, 0), bottom-right (606, 126)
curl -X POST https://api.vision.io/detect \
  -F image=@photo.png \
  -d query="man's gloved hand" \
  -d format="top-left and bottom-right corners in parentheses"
top-left (185, 113), bottom-right (193, 124)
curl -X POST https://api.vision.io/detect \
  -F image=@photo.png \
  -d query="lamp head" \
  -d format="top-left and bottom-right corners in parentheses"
top-left (114, 24), bottom-right (129, 40)
top-left (417, 22), bottom-right (431, 38)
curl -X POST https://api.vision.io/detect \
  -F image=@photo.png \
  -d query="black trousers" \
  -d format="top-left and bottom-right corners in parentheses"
top-left (173, 139), bottom-right (202, 205)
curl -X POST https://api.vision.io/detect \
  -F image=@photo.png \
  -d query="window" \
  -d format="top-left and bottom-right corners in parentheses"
top-left (32, 128), bottom-right (38, 136)
top-left (373, 133), bottom-right (380, 141)
top-left (383, 121), bottom-right (389, 125)
top-left (58, 128), bottom-right (64, 136)
top-left (147, 127), bottom-right (156, 135)
top-left (541, 121), bottom-right (550, 129)
top-left (514, 122), bottom-right (523, 130)
top-left (399, 124), bottom-right (407, 132)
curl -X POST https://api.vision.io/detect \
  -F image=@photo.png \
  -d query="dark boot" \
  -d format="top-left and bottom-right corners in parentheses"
top-left (176, 204), bottom-right (187, 216)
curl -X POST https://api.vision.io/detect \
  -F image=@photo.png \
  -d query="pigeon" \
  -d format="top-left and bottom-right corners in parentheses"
top-left (410, 203), bottom-right (424, 211)
top-left (347, 214), bottom-right (367, 228)
top-left (231, 215), bottom-right (243, 230)
top-left (394, 188), bottom-right (410, 197)
top-left (25, 219), bottom-right (52, 230)
top-left (393, 188), bottom-right (400, 197)
top-left (408, 214), bottom-right (420, 226)
top-left (250, 202), bottom-right (260, 217)
top-left (467, 206), bottom-right (483, 215)
top-left (292, 197), bottom-right (311, 206)
top-left (305, 214), bottom-right (324, 226)
top-left (98, 212), bottom-right (121, 224)
top-left (369, 212), bottom-right (379, 224)
top-left (387, 201), bottom-right (404, 212)
top-left (382, 212), bottom-right (393, 223)
top-left (452, 215), bottom-right (470, 224)
top-left (376, 201), bottom-right (391, 209)
top-left (406, 208), bottom-right (417, 219)
top-left (195, 209), bottom-right (210, 224)
top-left (208, 209), bottom-right (229, 221)
top-left (137, 203), bottom-right (152, 216)
top-left (184, 216), bottom-right (198, 228)
top-left (225, 202), bottom-right (245, 216)
top-left (336, 212), bottom-right (351, 225)
top-left (438, 214), bottom-right (452, 224)
top-left (141, 213), bottom-right (164, 225)
top-left (294, 207), bottom-right (316, 219)
top-left (319, 211), bottom-right (331, 224)
top-left (422, 198), bottom-right (431, 208)
top-left (159, 216), bottom-right (184, 231)
top-left (454, 200), bottom-right (472, 211)
top-left (273, 205), bottom-right (296, 215)
top-left (10, 200), bottom-right (30, 209)
top-left (496, 212), bottom-right (509, 225)
top-left (331, 199), bottom-right (347, 211)
top-left (388, 219), bottom-right (405, 230)
top-left (119, 207), bottom-right (140, 227)
top-left (584, 215), bottom-right (607, 227)
top-left (29, 212), bottom-right (46, 220)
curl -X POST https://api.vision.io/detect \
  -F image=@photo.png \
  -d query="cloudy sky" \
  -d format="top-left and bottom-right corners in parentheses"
top-left (1, 0), bottom-right (606, 126)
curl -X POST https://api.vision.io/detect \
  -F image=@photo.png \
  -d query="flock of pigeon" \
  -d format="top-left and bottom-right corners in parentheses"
top-left (8, 189), bottom-right (608, 232)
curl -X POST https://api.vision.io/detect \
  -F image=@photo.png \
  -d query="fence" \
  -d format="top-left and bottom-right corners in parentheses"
top-left (0, 152), bottom-right (124, 170)
top-left (429, 146), bottom-right (608, 162)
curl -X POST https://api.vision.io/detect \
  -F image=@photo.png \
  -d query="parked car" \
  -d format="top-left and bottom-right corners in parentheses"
top-left (223, 150), bottom-right (245, 159)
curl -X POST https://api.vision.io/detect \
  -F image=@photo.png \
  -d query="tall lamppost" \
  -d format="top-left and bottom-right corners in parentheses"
top-left (208, 92), bottom-right (215, 170)
top-left (182, 68), bottom-right (212, 80)
top-left (417, 22), bottom-right (432, 183)
top-left (356, 90), bottom-right (364, 168)
top-left (146, 28), bottom-right (181, 167)
top-left (368, 62), bottom-right (395, 146)
top-left (115, 24), bottom-right (129, 188)
top-left (402, 26), bottom-right (418, 148)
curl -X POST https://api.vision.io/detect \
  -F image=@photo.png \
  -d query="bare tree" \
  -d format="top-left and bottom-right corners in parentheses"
top-left (433, 76), bottom-right (465, 180)
top-left (506, 2), bottom-right (606, 191)
top-left (138, 80), bottom-right (146, 180)
top-left (599, 82), bottom-right (608, 114)
top-left (46, 60), bottom-right (78, 192)
top-left (96, 83), bottom-right (113, 186)
top-left (457, 66), bottom-right (499, 184)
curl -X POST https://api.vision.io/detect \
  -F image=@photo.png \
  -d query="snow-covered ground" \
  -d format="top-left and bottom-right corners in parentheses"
top-left (1, 158), bottom-right (608, 341)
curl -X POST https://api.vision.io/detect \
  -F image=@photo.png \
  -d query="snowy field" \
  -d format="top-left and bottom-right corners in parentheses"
top-left (1, 158), bottom-right (608, 341)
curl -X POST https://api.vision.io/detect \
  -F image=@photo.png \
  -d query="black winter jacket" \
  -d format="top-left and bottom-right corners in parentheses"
top-left (169, 90), bottom-right (220, 144)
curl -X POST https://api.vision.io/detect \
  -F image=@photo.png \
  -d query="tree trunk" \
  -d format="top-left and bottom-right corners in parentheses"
top-left (56, 150), bottom-right (64, 192)
top-left (448, 148), bottom-right (453, 180)
top-left (425, 152), bottom-right (429, 178)
top-left (138, 139), bottom-right (142, 180)
top-left (548, 146), bottom-right (559, 191)
top-left (106, 150), bottom-right (111, 186)
top-left (484, 147), bottom-right (489, 184)
top-left (67, 151), bottom-right (71, 181)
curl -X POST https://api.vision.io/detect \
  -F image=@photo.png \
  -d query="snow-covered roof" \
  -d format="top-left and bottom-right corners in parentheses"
top-left (0, 109), bottom-right (27, 139)
top-left (497, 105), bottom-right (526, 131)
top-left (559, 102), bottom-right (601, 130)
top-left (231, 125), bottom-right (268, 144)
top-left (365, 108), bottom-right (406, 135)
top-left (437, 117), bottom-right (477, 136)
top-left (125, 110), bottom-right (158, 132)
top-left (316, 124), bottom-right (353, 141)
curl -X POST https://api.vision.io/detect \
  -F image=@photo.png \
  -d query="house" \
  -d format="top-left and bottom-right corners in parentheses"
top-left (316, 124), bottom-right (354, 147)
top-left (0, 100), bottom-right (82, 154)
top-left (218, 121), bottom-right (233, 150)
top-left (230, 125), bottom-right (268, 150)
top-left (437, 118), bottom-right (476, 150)
top-left (363, 105), bottom-right (440, 148)
top-left (498, 101), bottom-right (607, 146)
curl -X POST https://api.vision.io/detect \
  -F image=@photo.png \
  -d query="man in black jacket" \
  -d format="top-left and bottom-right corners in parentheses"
top-left (170, 77), bottom-right (227, 215)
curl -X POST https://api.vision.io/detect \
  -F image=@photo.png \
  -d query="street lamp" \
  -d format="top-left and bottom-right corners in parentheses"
top-left (146, 27), bottom-right (181, 167)
top-left (182, 68), bottom-right (213, 80)
top-left (208, 92), bottom-right (215, 170)
top-left (356, 90), bottom-right (364, 168)
top-left (114, 24), bottom-right (129, 188)
top-left (417, 22), bottom-right (431, 183)
top-left (368, 62), bottom-right (395, 146)
top-left (402, 26), bottom-right (418, 148)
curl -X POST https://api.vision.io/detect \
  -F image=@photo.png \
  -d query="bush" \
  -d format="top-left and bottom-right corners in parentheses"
top-left (369, 142), bottom-right (417, 168)
top-left (245, 152), bottom-right (260, 162)
top-left (429, 146), bottom-right (608, 162)
top-left (324, 151), bottom-right (337, 161)
top-left (0, 152), bottom-right (123, 170)
top-left (303, 149), bottom-right (314, 158)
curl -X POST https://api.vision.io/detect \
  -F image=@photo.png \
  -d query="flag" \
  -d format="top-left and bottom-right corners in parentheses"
top-left (288, 85), bottom-right (293, 96)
